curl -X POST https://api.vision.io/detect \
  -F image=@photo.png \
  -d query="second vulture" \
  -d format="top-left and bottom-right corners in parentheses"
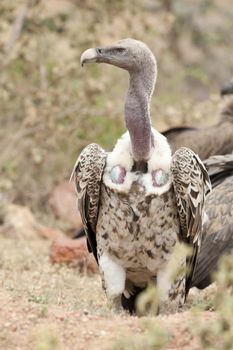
top-left (162, 82), bottom-right (233, 158)
top-left (191, 154), bottom-right (233, 289)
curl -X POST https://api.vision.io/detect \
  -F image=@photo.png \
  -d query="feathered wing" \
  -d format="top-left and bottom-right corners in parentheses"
top-left (171, 147), bottom-right (211, 296)
top-left (191, 224), bottom-right (233, 289)
top-left (72, 143), bottom-right (107, 262)
top-left (203, 154), bottom-right (233, 188)
top-left (191, 156), bottom-right (233, 290)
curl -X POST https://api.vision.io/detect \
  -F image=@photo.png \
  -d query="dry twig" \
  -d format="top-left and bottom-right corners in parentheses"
top-left (4, 0), bottom-right (32, 63)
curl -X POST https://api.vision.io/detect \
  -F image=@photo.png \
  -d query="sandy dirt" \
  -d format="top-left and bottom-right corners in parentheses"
top-left (0, 236), bottom-right (217, 350)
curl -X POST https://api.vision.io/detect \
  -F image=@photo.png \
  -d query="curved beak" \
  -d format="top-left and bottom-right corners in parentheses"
top-left (80, 48), bottom-right (100, 67)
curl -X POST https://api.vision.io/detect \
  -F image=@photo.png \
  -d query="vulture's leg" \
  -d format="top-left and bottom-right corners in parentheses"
top-left (99, 253), bottom-right (126, 312)
top-left (157, 277), bottom-right (185, 314)
top-left (157, 258), bottom-right (186, 314)
top-left (121, 285), bottom-right (145, 314)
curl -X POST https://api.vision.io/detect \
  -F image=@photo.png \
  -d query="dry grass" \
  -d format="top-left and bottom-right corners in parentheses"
top-left (0, 237), bottom-right (107, 315)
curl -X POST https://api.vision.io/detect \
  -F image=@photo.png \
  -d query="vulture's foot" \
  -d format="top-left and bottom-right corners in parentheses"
top-left (110, 295), bottom-right (124, 314)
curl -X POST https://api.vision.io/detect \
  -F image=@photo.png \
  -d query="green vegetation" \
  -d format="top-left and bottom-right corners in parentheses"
top-left (35, 328), bottom-right (62, 350)
top-left (193, 254), bottom-right (233, 350)
top-left (0, 0), bottom-right (233, 223)
top-left (112, 319), bottom-right (171, 350)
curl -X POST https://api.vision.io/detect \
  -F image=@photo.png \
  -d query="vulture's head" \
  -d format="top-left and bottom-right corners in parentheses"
top-left (80, 39), bottom-right (160, 164)
top-left (80, 38), bottom-right (156, 74)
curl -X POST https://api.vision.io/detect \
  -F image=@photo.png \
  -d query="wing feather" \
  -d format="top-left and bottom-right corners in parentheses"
top-left (72, 143), bottom-right (107, 262)
top-left (171, 147), bottom-right (211, 295)
top-left (191, 225), bottom-right (233, 289)
top-left (203, 154), bottom-right (233, 189)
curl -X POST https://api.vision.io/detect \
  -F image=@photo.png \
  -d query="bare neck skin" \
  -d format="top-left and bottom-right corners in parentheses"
top-left (125, 65), bottom-right (156, 167)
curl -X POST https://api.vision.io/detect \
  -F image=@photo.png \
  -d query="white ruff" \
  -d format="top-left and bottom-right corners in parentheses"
top-left (99, 253), bottom-right (126, 297)
top-left (103, 132), bottom-right (137, 192)
top-left (103, 129), bottom-right (172, 195)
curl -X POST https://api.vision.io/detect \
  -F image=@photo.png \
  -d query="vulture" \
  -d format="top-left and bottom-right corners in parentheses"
top-left (162, 87), bottom-right (233, 159)
top-left (163, 77), bottom-right (233, 289)
top-left (72, 38), bottom-right (211, 313)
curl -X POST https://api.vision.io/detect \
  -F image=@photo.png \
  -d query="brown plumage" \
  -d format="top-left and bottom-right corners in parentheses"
top-left (163, 80), bottom-right (233, 289)
top-left (74, 153), bottom-right (233, 299)
top-left (121, 153), bottom-right (233, 311)
top-left (71, 143), bottom-right (106, 262)
top-left (162, 99), bottom-right (233, 159)
top-left (73, 41), bottom-right (233, 314)
top-left (191, 154), bottom-right (233, 289)
top-left (74, 142), bottom-right (209, 313)
top-left (73, 39), bottom-right (211, 314)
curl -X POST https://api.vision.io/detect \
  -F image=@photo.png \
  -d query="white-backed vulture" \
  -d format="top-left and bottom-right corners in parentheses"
top-left (72, 39), bottom-right (211, 313)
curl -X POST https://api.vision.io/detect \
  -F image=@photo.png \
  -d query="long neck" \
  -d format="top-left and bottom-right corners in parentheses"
top-left (125, 67), bottom-right (156, 162)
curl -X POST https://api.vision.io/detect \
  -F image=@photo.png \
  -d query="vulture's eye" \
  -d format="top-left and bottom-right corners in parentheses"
top-left (111, 47), bottom-right (126, 55)
top-left (96, 48), bottom-right (103, 55)
top-left (116, 47), bottom-right (126, 53)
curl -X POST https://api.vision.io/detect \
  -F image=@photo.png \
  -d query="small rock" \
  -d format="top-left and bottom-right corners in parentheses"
top-left (38, 226), bottom-right (64, 240)
top-left (49, 237), bottom-right (98, 274)
top-left (48, 181), bottom-right (82, 230)
top-left (100, 330), bottom-right (107, 336)
top-left (0, 204), bottom-right (64, 240)
top-left (11, 325), bottom-right (17, 332)
top-left (4, 322), bottom-right (11, 328)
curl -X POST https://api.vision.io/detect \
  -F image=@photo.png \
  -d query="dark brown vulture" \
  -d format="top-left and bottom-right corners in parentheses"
top-left (162, 77), bottom-right (233, 158)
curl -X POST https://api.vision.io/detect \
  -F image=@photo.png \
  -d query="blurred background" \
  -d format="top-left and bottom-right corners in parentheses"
top-left (1, 0), bottom-right (233, 230)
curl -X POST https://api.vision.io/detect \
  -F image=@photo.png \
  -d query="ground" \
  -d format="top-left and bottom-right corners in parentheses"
top-left (0, 236), bottom-right (219, 350)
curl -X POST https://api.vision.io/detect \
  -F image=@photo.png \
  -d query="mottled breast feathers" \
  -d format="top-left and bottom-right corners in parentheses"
top-left (171, 147), bottom-right (211, 294)
top-left (73, 143), bottom-right (107, 261)
top-left (73, 144), bottom-right (211, 299)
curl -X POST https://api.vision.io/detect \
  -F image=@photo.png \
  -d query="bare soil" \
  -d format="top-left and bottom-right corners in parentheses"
top-left (0, 236), bottom-right (216, 350)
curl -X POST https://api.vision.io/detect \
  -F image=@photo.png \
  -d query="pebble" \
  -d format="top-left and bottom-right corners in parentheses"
top-left (100, 330), bottom-right (107, 336)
